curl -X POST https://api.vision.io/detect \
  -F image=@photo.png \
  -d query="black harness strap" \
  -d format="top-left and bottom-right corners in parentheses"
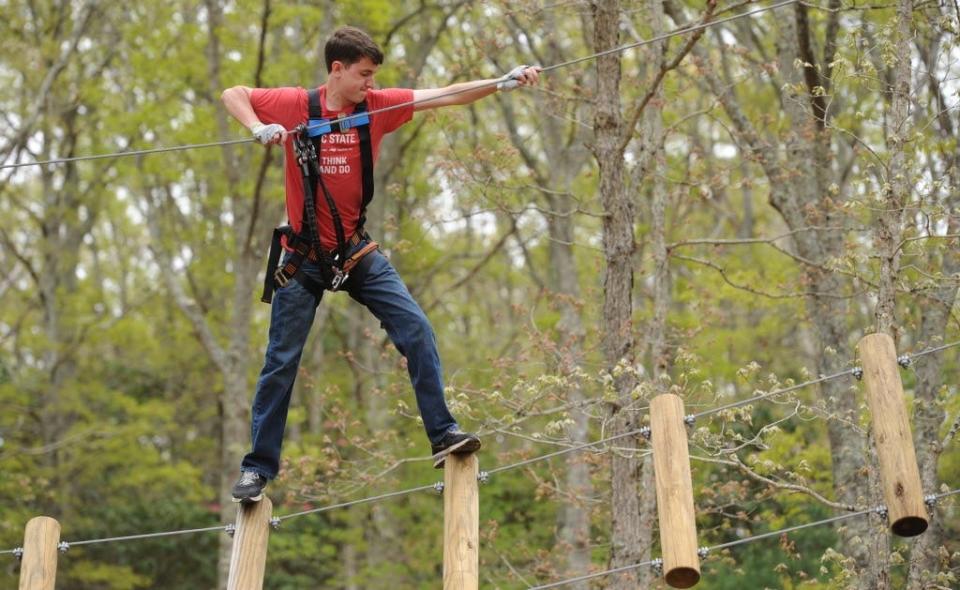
top-left (307, 90), bottom-right (375, 240)
top-left (307, 89), bottom-right (347, 266)
top-left (355, 104), bottom-right (374, 231)
top-left (260, 88), bottom-right (376, 304)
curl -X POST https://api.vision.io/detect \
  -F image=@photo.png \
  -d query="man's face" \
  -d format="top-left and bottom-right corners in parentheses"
top-left (331, 57), bottom-right (378, 104)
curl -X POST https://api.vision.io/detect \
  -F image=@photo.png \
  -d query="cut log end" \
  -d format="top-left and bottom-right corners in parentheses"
top-left (665, 566), bottom-right (701, 589)
top-left (891, 516), bottom-right (928, 537)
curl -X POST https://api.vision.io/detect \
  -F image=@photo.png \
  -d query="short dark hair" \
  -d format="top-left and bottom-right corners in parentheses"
top-left (324, 26), bottom-right (384, 73)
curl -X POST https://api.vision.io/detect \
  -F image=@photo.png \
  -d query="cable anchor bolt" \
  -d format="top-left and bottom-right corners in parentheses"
top-left (12, 547), bottom-right (23, 561)
top-left (269, 516), bottom-right (281, 530)
top-left (639, 426), bottom-right (652, 441)
top-left (852, 367), bottom-right (863, 380)
top-left (433, 481), bottom-right (445, 495)
top-left (651, 558), bottom-right (664, 575)
top-left (684, 414), bottom-right (697, 427)
top-left (57, 542), bottom-right (70, 553)
top-left (698, 546), bottom-right (710, 559)
top-left (873, 505), bottom-right (889, 521)
top-left (225, 524), bottom-right (236, 538)
top-left (478, 471), bottom-right (490, 485)
top-left (897, 355), bottom-right (912, 368)
top-left (924, 494), bottom-right (939, 508)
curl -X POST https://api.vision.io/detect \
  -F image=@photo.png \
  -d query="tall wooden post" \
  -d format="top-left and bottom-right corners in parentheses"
top-left (227, 497), bottom-right (273, 590)
top-left (443, 453), bottom-right (479, 590)
top-left (651, 394), bottom-right (701, 588)
top-left (18, 516), bottom-right (61, 590)
top-left (858, 333), bottom-right (928, 536)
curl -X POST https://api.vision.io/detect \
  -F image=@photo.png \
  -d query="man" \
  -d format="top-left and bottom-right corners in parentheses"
top-left (221, 25), bottom-right (539, 503)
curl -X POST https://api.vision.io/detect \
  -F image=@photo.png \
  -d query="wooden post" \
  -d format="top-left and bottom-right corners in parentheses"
top-left (443, 453), bottom-right (479, 590)
top-left (18, 516), bottom-right (61, 590)
top-left (226, 497), bottom-right (273, 590)
top-left (858, 333), bottom-right (929, 536)
top-left (651, 394), bottom-right (701, 589)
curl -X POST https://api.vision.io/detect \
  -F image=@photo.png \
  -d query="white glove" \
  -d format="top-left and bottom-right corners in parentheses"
top-left (250, 122), bottom-right (286, 144)
top-left (497, 65), bottom-right (531, 91)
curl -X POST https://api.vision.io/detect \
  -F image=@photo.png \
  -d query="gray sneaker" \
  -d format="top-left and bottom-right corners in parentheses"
top-left (231, 471), bottom-right (267, 503)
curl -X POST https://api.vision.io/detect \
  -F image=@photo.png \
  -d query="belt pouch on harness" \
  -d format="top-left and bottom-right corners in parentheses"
top-left (260, 226), bottom-right (327, 303)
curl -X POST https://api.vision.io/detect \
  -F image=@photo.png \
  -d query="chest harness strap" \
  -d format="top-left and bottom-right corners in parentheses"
top-left (261, 89), bottom-right (379, 303)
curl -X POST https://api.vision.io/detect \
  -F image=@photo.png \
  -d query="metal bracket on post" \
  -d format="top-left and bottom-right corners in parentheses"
top-left (873, 505), bottom-right (889, 523)
top-left (651, 558), bottom-right (664, 576)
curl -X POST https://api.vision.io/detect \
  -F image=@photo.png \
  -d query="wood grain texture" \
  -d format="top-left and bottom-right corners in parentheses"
top-left (227, 497), bottom-right (273, 590)
top-left (443, 453), bottom-right (479, 590)
top-left (19, 517), bottom-right (60, 590)
top-left (651, 394), bottom-right (701, 588)
top-left (858, 333), bottom-right (928, 536)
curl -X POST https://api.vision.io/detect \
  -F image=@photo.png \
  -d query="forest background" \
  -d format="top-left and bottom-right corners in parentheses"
top-left (1, 0), bottom-right (958, 589)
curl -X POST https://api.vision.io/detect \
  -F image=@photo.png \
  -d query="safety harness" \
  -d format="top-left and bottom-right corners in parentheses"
top-left (261, 88), bottom-right (380, 303)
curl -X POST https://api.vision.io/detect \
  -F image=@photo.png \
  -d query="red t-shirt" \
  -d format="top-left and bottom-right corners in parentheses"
top-left (250, 86), bottom-right (414, 250)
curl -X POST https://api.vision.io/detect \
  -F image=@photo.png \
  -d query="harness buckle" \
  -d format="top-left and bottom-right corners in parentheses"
top-left (274, 268), bottom-right (291, 288)
top-left (330, 268), bottom-right (349, 291)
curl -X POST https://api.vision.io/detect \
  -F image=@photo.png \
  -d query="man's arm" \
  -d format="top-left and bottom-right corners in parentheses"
top-left (411, 66), bottom-right (540, 112)
top-left (221, 85), bottom-right (288, 145)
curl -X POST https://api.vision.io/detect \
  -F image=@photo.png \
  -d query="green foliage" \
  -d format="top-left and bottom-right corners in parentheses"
top-left (1, 0), bottom-right (958, 588)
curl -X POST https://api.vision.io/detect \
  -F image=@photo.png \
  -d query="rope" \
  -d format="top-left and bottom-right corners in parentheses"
top-left (691, 339), bottom-right (960, 422)
top-left (275, 427), bottom-right (651, 521)
top-left (526, 487), bottom-right (960, 589)
top-left (2, 338), bottom-right (956, 552)
top-left (486, 427), bottom-right (647, 475)
top-left (537, 0), bottom-right (797, 74)
top-left (0, 0), bottom-right (798, 171)
top-left (62, 524), bottom-right (229, 548)
top-left (692, 367), bottom-right (856, 421)
top-left (0, 139), bottom-right (253, 171)
top-left (526, 558), bottom-right (658, 590)
top-left (276, 483), bottom-right (437, 522)
top-left (908, 340), bottom-right (960, 360)
top-left (276, 427), bottom-right (651, 523)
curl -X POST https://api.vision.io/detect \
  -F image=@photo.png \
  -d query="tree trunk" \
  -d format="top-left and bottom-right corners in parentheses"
top-left (635, 1), bottom-right (670, 585)
top-left (694, 5), bottom-right (891, 585)
top-left (204, 2), bottom-right (272, 586)
top-left (491, 9), bottom-right (595, 580)
top-left (589, 2), bottom-right (643, 587)
top-left (906, 4), bottom-right (960, 582)
top-left (873, 0), bottom-right (912, 337)
top-left (548, 162), bottom-right (594, 588)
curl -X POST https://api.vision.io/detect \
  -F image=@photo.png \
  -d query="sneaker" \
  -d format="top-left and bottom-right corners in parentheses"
top-left (231, 471), bottom-right (267, 503)
top-left (431, 428), bottom-right (482, 456)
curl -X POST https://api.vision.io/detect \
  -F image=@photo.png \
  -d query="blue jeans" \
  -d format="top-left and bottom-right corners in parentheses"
top-left (241, 242), bottom-right (459, 479)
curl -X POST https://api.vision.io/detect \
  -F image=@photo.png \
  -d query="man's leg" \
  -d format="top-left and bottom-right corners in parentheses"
top-left (347, 250), bottom-right (463, 444)
top-left (240, 278), bottom-right (320, 480)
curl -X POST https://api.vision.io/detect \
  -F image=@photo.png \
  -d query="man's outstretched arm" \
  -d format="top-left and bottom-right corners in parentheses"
top-left (221, 85), bottom-right (288, 145)
top-left (411, 66), bottom-right (540, 112)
